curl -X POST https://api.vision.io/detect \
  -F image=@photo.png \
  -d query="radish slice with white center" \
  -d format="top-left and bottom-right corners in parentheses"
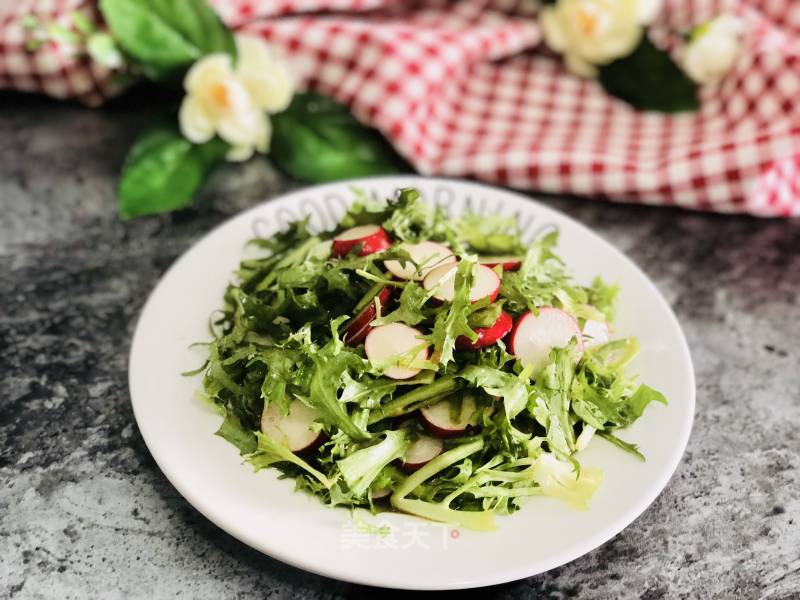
top-left (423, 263), bottom-right (500, 303)
top-left (384, 241), bottom-right (455, 280)
top-left (509, 307), bottom-right (584, 373)
top-left (343, 286), bottom-right (393, 346)
top-left (420, 394), bottom-right (484, 439)
top-left (331, 225), bottom-right (391, 257)
top-left (261, 399), bottom-right (324, 454)
top-left (370, 486), bottom-right (392, 501)
top-left (455, 310), bottom-right (514, 350)
top-left (365, 323), bottom-right (428, 380)
top-left (401, 433), bottom-right (444, 473)
top-left (478, 256), bottom-right (522, 271)
top-left (582, 319), bottom-right (610, 348)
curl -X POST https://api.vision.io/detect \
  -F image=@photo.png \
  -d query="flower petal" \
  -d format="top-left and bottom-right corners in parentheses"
top-left (226, 144), bottom-right (255, 162)
top-left (179, 95), bottom-right (215, 144)
top-left (540, 8), bottom-right (568, 53)
top-left (564, 52), bottom-right (598, 78)
top-left (224, 111), bottom-right (271, 162)
top-left (637, 0), bottom-right (662, 25)
top-left (240, 65), bottom-right (293, 113)
top-left (255, 113), bottom-right (272, 153)
top-left (235, 34), bottom-right (294, 112)
top-left (216, 105), bottom-right (262, 147)
top-left (184, 54), bottom-right (232, 93)
top-left (235, 34), bottom-right (272, 72)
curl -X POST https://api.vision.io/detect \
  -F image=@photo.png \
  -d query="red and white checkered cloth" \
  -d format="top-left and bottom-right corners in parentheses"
top-left (2, 0), bottom-right (799, 216)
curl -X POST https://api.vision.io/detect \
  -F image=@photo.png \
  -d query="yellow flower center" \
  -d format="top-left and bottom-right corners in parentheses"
top-left (577, 8), bottom-right (598, 36)
top-left (210, 82), bottom-right (231, 109)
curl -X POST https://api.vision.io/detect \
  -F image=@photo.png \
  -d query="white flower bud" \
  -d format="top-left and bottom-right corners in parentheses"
top-left (682, 14), bottom-right (745, 84)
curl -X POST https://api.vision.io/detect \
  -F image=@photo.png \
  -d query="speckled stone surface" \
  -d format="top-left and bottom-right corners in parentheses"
top-left (1, 90), bottom-right (799, 600)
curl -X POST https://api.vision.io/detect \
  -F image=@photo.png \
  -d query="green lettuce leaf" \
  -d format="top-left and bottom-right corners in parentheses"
top-left (372, 281), bottom-right (429, 327)
top-left (456, 213), bottom-right (526, 254)
top-left (531, 452), bottom-right (602, 510)
top-left (500, 231), bottom-right (588, 314)
top-left (337, 429), bottom-right (411, 496)
top-left (247, 432), bottom-right (333, 488)
top-left (215, 413), bottom-right (257, 455)
top-left (428, 259), bottom-right (482, 366)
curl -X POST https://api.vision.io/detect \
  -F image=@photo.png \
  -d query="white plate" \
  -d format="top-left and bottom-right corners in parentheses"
top-left (129, 176), bottom-right (695, 590)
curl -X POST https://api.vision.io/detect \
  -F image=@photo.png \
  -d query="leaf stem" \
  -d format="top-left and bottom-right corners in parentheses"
top-left (368, 376), bottom-right (463, 425)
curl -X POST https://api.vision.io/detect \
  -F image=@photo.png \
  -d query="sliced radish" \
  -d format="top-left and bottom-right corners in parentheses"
top-left (455, 310), bottom-right (514, 350)
top-left (343, 286), bottom-right (393, 346)
top-left (400, 433), bottom-right (444, 473)
top-left (384, 241), bottom-right (455, 280)
top-left (370, 486), bottom-right (392, 501)
top-left (420, 394), bottom-right (485, 439)
top-left (478, 256), bottom-right (522, 271)
top-left (261, 399), bottom-right (324, 454)
top-left (509, 307), bottom-right (584, 373)
top-left (365, 323), bottom-right (429, 380)
top-left (582, 319), bottom-right (611, 348)
top-left (331, 225), bottom-right (391, 257)
top-left (423, 263), bottom-right (500, 304)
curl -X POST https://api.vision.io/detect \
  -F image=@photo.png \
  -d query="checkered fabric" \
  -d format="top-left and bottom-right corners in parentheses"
top-left (2, 0), bottom-right (799, 216)
top-left (0, 0), bottom-right (119, 106)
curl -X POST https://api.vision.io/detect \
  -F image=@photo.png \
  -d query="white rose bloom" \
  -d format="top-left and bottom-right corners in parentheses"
top-left (683, 14), bottom-right (745, 84)
top-left (540, 0), bottom-right (647, 78)
top-left (179, 34), bottom-right (294, 162)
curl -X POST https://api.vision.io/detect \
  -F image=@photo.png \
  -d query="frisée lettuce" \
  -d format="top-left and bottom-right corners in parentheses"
top-left (193, 188), bottom-right (667, 530)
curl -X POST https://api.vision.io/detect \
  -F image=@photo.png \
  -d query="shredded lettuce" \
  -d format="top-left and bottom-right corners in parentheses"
top-left (193, 188), bottom-right (667, 530)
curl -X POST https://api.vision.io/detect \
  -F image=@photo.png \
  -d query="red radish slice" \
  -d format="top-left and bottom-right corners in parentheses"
top-left (478, 256), bottom-right (522, 271)
top-left (455, 310), bottom-right (514, 350)
top-left (384, 241), bottom-right (455, 280)
top-left (343, 286), bottom-right (393, 346)
top-left (509, 307), bottom-right (584, 373)
top-left (331, 225), bottom-right (391, 257)
top-left (365, 323), bottom-right (429, 380)
top-left (261, 399), bottom-right (324, 454)
top-left (370, 487), bottom-right (392, 501)
top-left (582, 319), bottom-right (610, 348)
top-left (423, 263), bottom-right (500, 304)
top-left (420, 394), bottom-right (483, 439)
top-left (401, 434), bottom-right (444, 473)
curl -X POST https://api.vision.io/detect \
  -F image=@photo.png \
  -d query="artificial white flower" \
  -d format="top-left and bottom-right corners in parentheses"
top-left (178, 34), bottom-right (293, 162)
top-left (682, 14), bottom-right (745, 84)
top-left (540, 0), bottom-right (653, 78)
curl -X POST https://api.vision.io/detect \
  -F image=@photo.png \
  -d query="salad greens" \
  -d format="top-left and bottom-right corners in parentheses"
top-left (195, 188), bottom-right (667, 531)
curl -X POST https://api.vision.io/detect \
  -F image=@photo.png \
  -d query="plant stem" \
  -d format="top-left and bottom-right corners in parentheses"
top-left (368, 376), bottom-right (463, 425)
top-left (352, 274), bottom-right (390, 314)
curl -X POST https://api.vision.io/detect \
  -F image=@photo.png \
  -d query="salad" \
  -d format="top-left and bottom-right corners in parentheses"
top-left (195, 188), bottom-right (666, 531)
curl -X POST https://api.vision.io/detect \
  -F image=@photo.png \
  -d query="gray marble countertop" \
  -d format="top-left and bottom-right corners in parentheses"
top-left (1, 91), bottom-right (799, 600)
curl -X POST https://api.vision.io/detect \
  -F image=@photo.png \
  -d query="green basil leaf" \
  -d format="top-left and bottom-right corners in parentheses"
top-left (599, 36), bottom-right (699, 113)
top-left (270, 92), bottom-right (405, 182)
top-left (99, 0), bottom-right (235, 80)
top-left (118, 125), bottom-right (228, 219)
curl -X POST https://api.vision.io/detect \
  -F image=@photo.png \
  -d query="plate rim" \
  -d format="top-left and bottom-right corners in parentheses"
top-left (128, 175), bottom-right (696, 590)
